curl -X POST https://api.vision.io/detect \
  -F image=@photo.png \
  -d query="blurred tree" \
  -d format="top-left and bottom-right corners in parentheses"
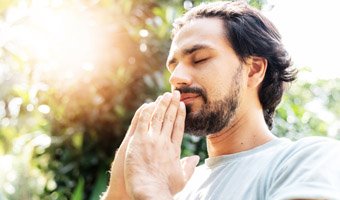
top-left (0, 0), bottom-right (181, 199)
top-left (274, 76), bottom-right (340, 140)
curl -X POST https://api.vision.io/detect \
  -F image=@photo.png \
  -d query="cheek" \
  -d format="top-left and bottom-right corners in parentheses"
top-left (210, 82), bottom-right (228, 101)
top-left (203, 61), bottom-right (229, 93)
top-left (197, 72), bottom-right (227, 101)
top-left (194, 58), bottom-right (236, 101)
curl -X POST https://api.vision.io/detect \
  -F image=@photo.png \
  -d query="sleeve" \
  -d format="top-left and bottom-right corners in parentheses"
top-left (267, 137), bottom-right (340, 200)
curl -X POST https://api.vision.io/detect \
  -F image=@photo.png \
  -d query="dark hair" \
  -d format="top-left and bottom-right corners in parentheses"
top-left (172, 1), bottom-right (297, 129)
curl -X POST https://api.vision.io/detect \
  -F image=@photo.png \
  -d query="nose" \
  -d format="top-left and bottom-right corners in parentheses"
top-left (169, 63), bottom-right (193, 88)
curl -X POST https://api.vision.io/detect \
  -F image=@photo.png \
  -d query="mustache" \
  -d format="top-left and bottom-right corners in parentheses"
top-left (176, 86), bottom-right (208, 103)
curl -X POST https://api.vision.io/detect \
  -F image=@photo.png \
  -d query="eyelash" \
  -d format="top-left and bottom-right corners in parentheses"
top-left (193, 58), bottom-right (209, 64)
top-left (168, 57), bottom-right (210, 72)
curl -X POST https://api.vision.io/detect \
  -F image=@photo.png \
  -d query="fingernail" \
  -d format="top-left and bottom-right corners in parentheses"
top-left (180, 102), bottom-right (185, 109)
top-left (173, 90), bottom-right (180, 100)
top-left (164, 92), bottom-right (172, 99)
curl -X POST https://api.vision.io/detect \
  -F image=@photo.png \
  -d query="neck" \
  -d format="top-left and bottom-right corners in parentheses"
top-left (206, 108), bottom-right (276, 157)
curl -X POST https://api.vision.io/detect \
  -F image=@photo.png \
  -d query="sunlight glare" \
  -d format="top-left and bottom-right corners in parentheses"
top-left (38, 104), bottom-right (50, 114)
top-left (8, 2), bottom-right (112, 85)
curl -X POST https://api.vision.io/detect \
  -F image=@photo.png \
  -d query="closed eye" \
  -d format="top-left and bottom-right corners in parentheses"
top-left (193, 58), bottom-right (209, 64)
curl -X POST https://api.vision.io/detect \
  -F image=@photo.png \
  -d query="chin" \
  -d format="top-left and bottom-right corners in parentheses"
top-left (184, 101), bottom-right (203, 115)
top-left (184, 102), bottom-right (237, 137)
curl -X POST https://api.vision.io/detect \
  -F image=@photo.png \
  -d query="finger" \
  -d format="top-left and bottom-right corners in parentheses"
top-left (116, 103), bottom-right (148, 156)
top-left (180, 155), bottom-right (200, 182)
top-left (113, 102), bottom-right (156, 172)
top-left (161, 90), bottom-right (180, 137)
top-left (126, 103), bottom-right (148, 137)
top-left (147, 96), bottom-right (162, 129)
top-left (150, 92), bottom-right (172, 134)
top-left (171, 102), bottom-right (186, 146)
top-left (154, 95), bottom-right (163, 107)
top-left (134, 102), bottom-right (156, 137)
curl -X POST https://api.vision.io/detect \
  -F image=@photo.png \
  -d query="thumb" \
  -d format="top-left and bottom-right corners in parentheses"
top-left (181, 155), bottom-right (200, 182)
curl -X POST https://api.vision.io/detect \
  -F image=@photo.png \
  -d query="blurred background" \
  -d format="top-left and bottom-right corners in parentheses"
top-left (0, 0), bottom-right (339, 199)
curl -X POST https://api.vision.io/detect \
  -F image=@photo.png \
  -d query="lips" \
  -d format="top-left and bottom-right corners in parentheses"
top-left (180, 93), bottom-right (200, 104)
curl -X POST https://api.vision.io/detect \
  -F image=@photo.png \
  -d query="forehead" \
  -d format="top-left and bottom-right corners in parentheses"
top-left (169, 18), bottom-right (231, 57)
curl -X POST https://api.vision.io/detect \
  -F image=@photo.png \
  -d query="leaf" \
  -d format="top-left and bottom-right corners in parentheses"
top-left (89, 167), bottom-right (109, 200)
top-left (71, 177), bottom-right (85, 200)
top-left (72, 132), bottom-right (83, 150)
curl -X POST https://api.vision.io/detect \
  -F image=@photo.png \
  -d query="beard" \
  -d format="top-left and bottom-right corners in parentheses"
top-left (177, 66), bottom-right (242, 137)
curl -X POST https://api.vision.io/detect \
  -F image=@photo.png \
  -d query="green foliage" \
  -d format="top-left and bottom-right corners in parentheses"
top-left (0, 1), bottom-right (339, 200)
top-left (71, 177), bottom-right (85, 200)
top-left (89, 168), bottom-right (108, 200)
top-left (0, 0), bottom-right (177, 199)
top-left (248, 0), bottom-right (263, 9)
top-left (274, 77), bottom-right (340, 140)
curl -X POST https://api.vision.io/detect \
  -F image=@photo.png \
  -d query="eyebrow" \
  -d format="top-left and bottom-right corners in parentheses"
top-left (167, 44), bottom-right (214, 67)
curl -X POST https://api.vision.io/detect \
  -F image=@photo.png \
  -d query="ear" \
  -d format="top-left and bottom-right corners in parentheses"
top-left (246, 56), bottom-right (267, 88)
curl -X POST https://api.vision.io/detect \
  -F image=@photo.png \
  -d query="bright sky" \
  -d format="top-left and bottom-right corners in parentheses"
top-left (263, 0), bottom-right (340, 80)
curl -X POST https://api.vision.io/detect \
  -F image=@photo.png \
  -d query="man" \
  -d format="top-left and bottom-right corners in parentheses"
top-left (102, 1), bottom-right (340, 199)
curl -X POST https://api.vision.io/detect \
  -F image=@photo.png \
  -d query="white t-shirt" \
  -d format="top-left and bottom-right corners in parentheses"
top-left (175, 137), bottom-right (340, 200)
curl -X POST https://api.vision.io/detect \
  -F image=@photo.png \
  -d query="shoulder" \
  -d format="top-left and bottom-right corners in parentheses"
top-left (278, 136), bottom-right (340, 165)
top-left (275, 136), bottom-right (340, 175)
top-left (291, 136), bottom-right (339, 146)
top-left (288, 136), bottom-right (338, 151)
top-left (287, 136), bottom-right (339, 149)
top-left (267, 136), bottom-right (340, 200)
top-left (268, 136), bottom-right (340, 168)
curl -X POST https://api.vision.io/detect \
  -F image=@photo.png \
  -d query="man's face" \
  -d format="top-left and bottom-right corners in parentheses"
top-left (167, 18), bottom-right (246, 136)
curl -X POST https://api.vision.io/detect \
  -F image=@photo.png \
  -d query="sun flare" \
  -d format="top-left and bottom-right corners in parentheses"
top-left (5, 1), bottom-right (116, 86)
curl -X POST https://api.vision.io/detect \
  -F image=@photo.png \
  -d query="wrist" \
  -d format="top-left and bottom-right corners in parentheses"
top-left (131, 185), bottom-right (173, 200)
top-left (101, 187), bottom-right (129, 200)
